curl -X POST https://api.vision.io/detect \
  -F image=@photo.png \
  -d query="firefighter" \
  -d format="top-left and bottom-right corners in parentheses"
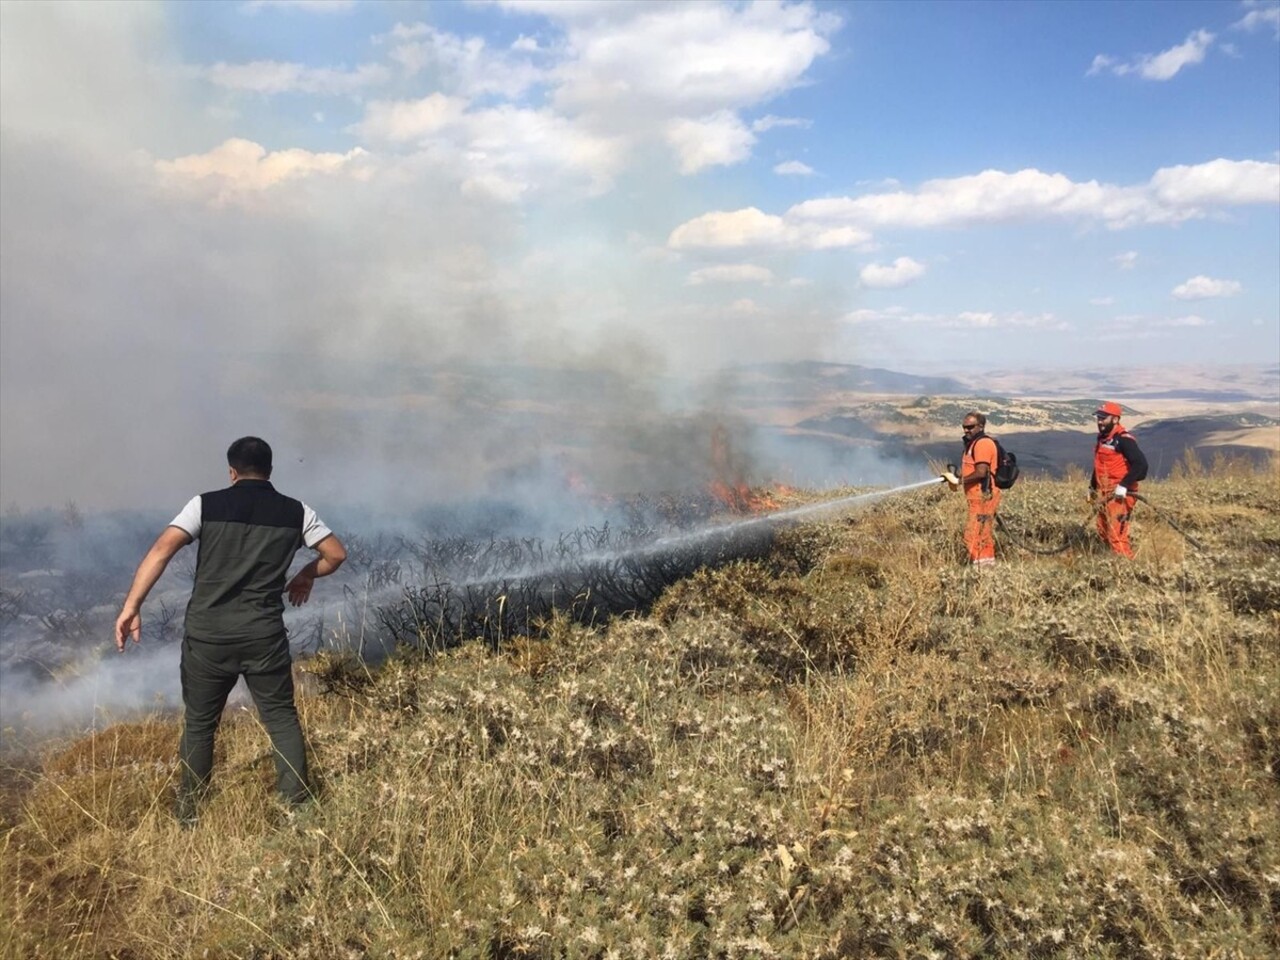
top-left (1090, 401), bottom-right (1148, 558)
top-left (957, 411), bottom-right (1000, 566)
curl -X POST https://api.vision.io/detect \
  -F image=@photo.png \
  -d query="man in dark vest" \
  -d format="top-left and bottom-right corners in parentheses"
top-left (114, 437), bottom-right (346, 824)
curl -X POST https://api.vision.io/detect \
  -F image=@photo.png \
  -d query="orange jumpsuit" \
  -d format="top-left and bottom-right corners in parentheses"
top-left (962, 435), bottom-right (1000, 564)
top-left (1092, 425), bottom-right (1145, 558)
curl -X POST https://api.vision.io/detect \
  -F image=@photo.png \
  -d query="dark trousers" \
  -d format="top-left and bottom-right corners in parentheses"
top-left (179, 633), bottom-right (309, 807)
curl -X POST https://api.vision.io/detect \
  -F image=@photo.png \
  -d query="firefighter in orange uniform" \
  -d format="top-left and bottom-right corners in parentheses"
top-left (958, 411), bottom-right (1000, 565)
top-left (1091, 401), bottom-right (1148, 558)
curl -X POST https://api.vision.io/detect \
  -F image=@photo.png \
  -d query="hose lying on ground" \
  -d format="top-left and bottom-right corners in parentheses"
top-left (994, 494), bottom-right (1206, 555)
top-left (993, 513), bottom-right (1091, 556)
top-left (1131, 492), bottom-right (1206, 551)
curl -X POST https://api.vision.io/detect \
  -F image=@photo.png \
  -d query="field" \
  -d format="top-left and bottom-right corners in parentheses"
top-left (2, 460), bottom-right (1278, 958)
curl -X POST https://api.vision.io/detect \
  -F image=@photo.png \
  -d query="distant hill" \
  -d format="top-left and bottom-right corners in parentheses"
top-left (734, 361), bottom-right (971, 397)
top-left (976, 364), bottom-right (1279, 402)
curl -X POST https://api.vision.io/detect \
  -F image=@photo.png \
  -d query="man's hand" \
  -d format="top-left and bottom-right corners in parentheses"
top-left (286, 568), bottom-right (316, 606)
top-left (1113, 485), bottom-right (1128, 501)
top-left (113, 526), bottom-right (191, 655)
top-left (115, 605), bottom-right (141, 652)
top-left (286, 535), bottom-right (346, 607)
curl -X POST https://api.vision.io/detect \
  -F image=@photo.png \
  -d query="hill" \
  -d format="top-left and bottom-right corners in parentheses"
top-left (3, 466), bottom-right (1278, 958)
top-left (734, 361), bottom-right (972, 398)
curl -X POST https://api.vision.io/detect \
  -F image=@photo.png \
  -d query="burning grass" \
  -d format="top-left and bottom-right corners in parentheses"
top-left (2, 467), bottom-right (1278, 958)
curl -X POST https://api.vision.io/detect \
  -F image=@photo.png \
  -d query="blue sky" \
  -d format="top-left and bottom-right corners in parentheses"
top-left (1, 0), bottom-right (1278, 507)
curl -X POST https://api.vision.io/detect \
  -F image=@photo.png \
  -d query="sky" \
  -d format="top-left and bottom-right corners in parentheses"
top-left (1, 0), bottom-right (1278, 511)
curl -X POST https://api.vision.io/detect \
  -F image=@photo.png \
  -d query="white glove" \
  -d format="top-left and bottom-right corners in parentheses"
top-left (1112, 485), bottom-right (1127, 500)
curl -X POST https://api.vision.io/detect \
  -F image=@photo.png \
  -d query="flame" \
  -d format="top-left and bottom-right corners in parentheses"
top-left (707, 423), bottom-right (782, 514)
top-left (709, 480), bottom-right (780, 514)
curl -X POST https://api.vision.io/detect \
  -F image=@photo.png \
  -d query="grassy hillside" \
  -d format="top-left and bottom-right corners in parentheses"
top-left (2, 466), bottom-right (1278, 959)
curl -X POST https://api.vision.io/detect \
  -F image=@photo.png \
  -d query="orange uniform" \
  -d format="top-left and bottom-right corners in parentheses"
top-left (1092, 419), bottom-right (1147, 558)
top-left (962, 434), bottom-right (1000, 564)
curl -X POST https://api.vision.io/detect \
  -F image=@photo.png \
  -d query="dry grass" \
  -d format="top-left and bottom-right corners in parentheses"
top-left (2, 468), bottom-right (1278, 958)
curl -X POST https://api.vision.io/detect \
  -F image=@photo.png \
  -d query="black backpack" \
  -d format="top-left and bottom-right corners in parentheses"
top-left (990, 436), bottom-right (1020, 489)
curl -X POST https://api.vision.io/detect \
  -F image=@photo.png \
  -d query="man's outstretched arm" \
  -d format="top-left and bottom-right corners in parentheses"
top-left (115, 526), bottom-right (193, 652)
top-left (286, 534), bottom-right (347, 607)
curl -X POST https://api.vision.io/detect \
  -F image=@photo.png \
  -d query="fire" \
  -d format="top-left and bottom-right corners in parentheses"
top-left (708, 424), bottom-right (784, 514)
top-left (709, 479), bottom-right (781, 514)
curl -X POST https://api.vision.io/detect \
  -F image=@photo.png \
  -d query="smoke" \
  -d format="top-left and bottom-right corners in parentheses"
top-left (0, 2), bottom-right (883, 738)
top-left (1, 3), bottom-right (866, 519)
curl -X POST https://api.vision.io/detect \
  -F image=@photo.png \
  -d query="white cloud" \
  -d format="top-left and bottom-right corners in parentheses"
top-left (154, 138), bottom-right (368, 202)
top-left (350, 93), bottom-right (636, 198)
top-left (1090, 296), bottom-right (1115, 306)
top-left (686, 264), bottom-right (774, 286)
top-left (349, 93), bottom-right (469, 142)
top-left (753, 115), bottom-right (812, 132)
top-left (859, 256), bottom-right (926, 289)
top-left (844, 307), bottom-right (1067, 330)
top-left (1088, 29), bottom-right (1215, 81)
top-left (668, 207), bottom-right (871, 250)
top-left (203, 60), bottom-right (389, 96)
top-left (666, 111), bottom-right (755, 174)
top-left (1112, 250), bottom-right (1139, 270)
top-left (1149, 158), bottom-right (1280, 206)
top-left (1233, 3), bottom-right (1280, 37)
top-left (459, 105), bottom-right (626, 198)
top-left (1171, 275), bottom-right (1243, 300)
top-left (380, 22), bottom-right (546, 100)
top-left (347, 7), bottom-right (839, 187)
top-left (790, 168), bottom-right (1154, 229)
top-left (669, 159), bottom-right (1280, 250)
top-left (548, 2), bottom-right (838, 119)
top-left (774, 160), bottom-right (814, 176)
top-left (1140, 29), bottom-right (1215, 79)
top-left (669, 208), bottom-right (794, 248)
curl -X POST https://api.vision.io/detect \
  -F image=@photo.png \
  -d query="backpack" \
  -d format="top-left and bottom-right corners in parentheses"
top-left (990, 436), bottom-right (1020, 489)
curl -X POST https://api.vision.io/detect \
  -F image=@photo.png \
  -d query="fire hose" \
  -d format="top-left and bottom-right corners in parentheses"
top-left (993, 512), bottom-right (1088, 556)
top-left (1130, 492), bottom-right (1206, 551)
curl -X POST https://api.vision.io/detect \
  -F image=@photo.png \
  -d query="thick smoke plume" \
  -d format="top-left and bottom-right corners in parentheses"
top-left (0, 3), bottom-right (887, 740)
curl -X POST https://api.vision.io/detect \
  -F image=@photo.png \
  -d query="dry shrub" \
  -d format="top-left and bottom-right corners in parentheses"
top-left (4, 468), bottom-right (1279, 958)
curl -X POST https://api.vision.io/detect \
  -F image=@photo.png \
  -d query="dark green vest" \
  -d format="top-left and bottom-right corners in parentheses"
top-left (184, 480), bottom-right (304, 643)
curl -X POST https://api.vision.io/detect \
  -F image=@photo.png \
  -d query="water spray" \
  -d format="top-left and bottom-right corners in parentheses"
top-left (372, 475), bottom-right (947, 652)
top-left (606, 476), bottom-right (947, 562)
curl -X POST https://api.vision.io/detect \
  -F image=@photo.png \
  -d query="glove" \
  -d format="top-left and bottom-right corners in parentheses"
top-left (1112, 485), bottom-right (1127, 500)
top-left (941, 463), bottom-right (960, 490)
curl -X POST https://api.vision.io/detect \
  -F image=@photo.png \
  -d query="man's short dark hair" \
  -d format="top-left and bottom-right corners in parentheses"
top-left (964, 411), bottom-right (987, 429)
top-left (227, 437), bottom-right (273, 477)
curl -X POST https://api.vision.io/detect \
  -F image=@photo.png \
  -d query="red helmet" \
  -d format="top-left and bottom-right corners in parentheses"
top-left (1095, 401), bottom-right (1123, 418)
